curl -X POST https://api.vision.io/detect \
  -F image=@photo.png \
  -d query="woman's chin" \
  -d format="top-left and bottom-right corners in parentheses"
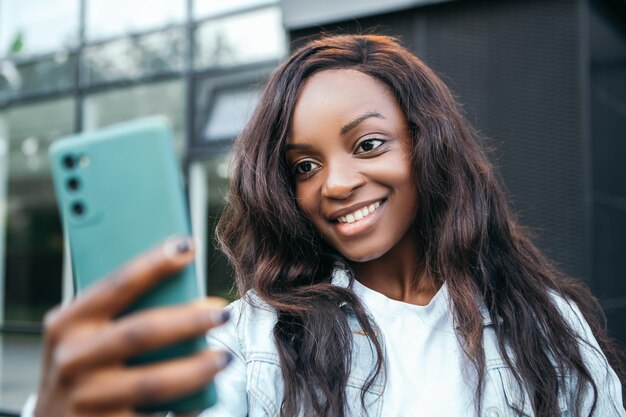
top-left (340, 248), bottom-right (387, 264)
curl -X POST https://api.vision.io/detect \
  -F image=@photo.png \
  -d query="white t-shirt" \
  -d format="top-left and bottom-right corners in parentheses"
top-left (352, 279), bottom-right (476, 416)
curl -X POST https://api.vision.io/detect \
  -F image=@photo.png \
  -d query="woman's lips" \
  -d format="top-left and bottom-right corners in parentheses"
top-left (331, 200), bottom-right (385, 238)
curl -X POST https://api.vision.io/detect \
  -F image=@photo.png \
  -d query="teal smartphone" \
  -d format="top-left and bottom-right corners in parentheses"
top-left (49, 117), bottom-right (216, 413)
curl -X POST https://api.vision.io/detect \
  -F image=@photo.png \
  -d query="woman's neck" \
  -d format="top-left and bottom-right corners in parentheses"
top-left (348, 231), bottom-right (440, 306)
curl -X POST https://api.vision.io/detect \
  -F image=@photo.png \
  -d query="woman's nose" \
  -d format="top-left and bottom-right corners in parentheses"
top-left (321, 162), bottom-right (366, 200)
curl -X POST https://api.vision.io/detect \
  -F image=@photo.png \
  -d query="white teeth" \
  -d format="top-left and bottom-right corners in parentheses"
top-left (336, 200), bottom-right (382, 224)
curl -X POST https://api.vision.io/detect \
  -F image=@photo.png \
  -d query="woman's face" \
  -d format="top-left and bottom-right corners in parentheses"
top-left (287, 69), bottom-right (418, 262)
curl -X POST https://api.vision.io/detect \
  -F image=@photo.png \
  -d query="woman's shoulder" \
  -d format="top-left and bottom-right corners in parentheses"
top-left (226, 290), bottom-right (277, 322)
top-left (547, 290), bottom-right (593, 336)
top-left (545, 290), bottom-right (614, 373)
top-left (208, 290), bottom-right (279, 359)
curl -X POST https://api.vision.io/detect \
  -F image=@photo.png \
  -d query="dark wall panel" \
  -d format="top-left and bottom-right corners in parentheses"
top-left (421, 0), bottom-right (586, 281)
top-left (589, 1), bottom-right (626, 338)
top-left (591, 65), bottom-right (626, 201)
top-left (594, 203), bottom-right (626, 299)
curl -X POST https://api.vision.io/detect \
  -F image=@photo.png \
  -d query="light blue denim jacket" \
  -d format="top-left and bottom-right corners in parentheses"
top-left (20, 270), bottom-right (625, 417)
top-left (199, 268), bottom-right (625, 417)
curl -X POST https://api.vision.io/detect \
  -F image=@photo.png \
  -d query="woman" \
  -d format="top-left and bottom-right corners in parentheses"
top-left (28, 35), bottom-right (624, 417)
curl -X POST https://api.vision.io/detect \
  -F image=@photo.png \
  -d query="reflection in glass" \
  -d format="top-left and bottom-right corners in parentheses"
top-left (204, 85), bottom-right (261, 141)
top-left (0, 122), bottom-right (7, 325)
top-left (83, 80), bottom-right (185, 155)
top-left (1, 98), bottom-right (75, 324)
top-left (86, 0), bottom-right (185, 41)
top-left (83, 28), bottom-right (185, 84)
top-left (0, 0), bottom-right (79, 58)
top-left (0, 53), bottom-right (76, 100)
top-left (196, 155), bottom-right (235, 300)
top-left (194, 0), bottom-right (276, 19)
top-left (195, 7), bottom-right (286, 68)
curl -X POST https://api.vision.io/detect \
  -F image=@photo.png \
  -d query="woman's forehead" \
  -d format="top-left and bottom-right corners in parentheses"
top-left (290, 69), bottom-right (404, 143)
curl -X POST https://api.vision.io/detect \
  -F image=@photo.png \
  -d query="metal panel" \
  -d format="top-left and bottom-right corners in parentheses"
top-left (589, 0), bottom-right (626, 333)
top-left (421, 0), bottom-right (588, 281)
top-left (281, 0), bottom-right (451, 30)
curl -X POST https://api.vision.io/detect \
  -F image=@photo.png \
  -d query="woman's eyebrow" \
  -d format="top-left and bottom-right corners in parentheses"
top-left (285, 143), bottom-right (315, 152)
top-left (340, 111), bottom-right (386, 136)
top-left (286, 111), bottom-right (386, 152)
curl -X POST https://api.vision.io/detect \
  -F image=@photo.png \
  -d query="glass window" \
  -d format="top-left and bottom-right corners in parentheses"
top-left (190, 155), bottom-right (234, 300)
top-left (194, 0), bottom-right (276, 19)
top-left (0, 333), bottom-right (43, 411)
top-left (82, 28), bottom-right (185, 85)
top-left (0, 0), bottom-right (79, 58)
top-left (0, 120), bottom-right (7, 322)
top-left (203, 84), bottom-right (261, 141)
top-left (0, 97), bottom-right (75, 325)
top-left (86, 0), bottom-right (185, 41)
top-left (195, 7), bottom-right (286, 68)
top-left (0, 53), bottom-right (77, 100)
top-left (83, 80), bottom-right (185, 155)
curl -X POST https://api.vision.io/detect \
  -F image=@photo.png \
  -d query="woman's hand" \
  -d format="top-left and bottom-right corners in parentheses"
top-left (34, 236), bottom-right (231, 417)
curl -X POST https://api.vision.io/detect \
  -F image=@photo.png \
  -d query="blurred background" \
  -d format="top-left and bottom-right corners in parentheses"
top-left (0, 0), bottom-right (624, 414)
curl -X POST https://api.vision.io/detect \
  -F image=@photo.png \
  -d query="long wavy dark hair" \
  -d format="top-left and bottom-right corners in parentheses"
top-left (217, 34), bottom-right (625, 417)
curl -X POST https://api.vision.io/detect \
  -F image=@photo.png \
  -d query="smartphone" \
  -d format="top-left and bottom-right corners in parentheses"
top-left (49, 117), bottom-right (216, 413)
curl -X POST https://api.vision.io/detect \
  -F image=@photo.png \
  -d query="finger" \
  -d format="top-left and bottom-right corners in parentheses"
top-left (60, 236), bottom-right (195, 324)
top-left (72, 350), bottom-right (232, 410)
top-left (57, 302), bottom-right (230, 375)
top-left (78, 409), bottom-right (137, 417)
top-left (204, 296), bottom-right (228, 309)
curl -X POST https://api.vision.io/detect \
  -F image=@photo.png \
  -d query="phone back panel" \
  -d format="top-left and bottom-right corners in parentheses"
top-left (49, 117), bottom-right (216, 413)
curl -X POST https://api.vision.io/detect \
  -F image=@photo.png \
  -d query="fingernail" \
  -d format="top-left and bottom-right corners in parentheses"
top-left (209, 309), bottom-right (230, 325)
top-left (163, 236), bottom-right (193, 259)
top-left (217, 352), bottom-right (233, 369)
top-left (176, 239), bottom-right (191, 253)
top-left (221, 310), bottom-right (231, 323)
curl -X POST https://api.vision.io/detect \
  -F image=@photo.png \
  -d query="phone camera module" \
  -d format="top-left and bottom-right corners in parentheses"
top-left (63, 155), bottom-right (76, 170)
top-left (71, 201), bottom-right (86, 217)
top-left (67, 177), bottom-right (81, 192)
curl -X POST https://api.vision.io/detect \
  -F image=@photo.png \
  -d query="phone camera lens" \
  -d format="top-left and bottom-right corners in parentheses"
top-left (67, 177), bottom-right (80, 191)
top-left (71, 201), bottom-right (86, 216)
top-left (63, 155), bottom-right (75, 170)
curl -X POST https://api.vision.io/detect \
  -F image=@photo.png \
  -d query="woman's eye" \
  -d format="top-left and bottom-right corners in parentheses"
top-left (355, 139), bottom-right (384, 154)
top-left (294, 160), bottom-right (320, 175)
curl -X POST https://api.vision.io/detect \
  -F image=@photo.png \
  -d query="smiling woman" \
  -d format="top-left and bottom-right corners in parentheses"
top-left (26, 34), bottom-right (626, 417)
top-left (214, 34), bottom-right (626, 417)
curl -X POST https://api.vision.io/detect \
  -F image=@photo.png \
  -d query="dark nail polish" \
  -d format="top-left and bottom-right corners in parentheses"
top-left (221, 310), bottom-right (231, 323)
top-left (217, 351), bottom-right (234, 369)
top-left (176, 239), bottom-right (190, 253)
